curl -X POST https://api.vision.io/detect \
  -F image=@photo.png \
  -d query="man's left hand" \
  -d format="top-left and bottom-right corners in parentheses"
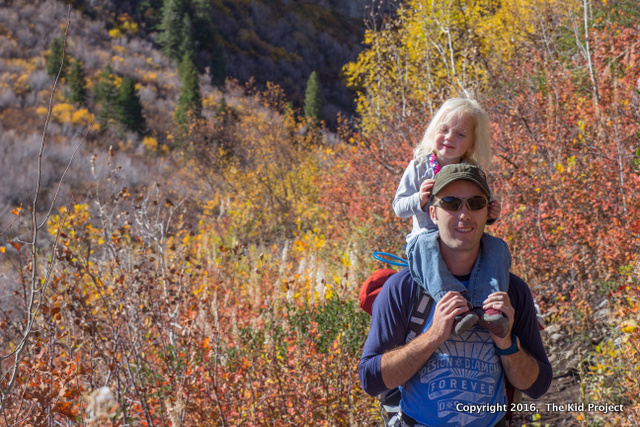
top-left (483, 292), bottom-right (514, 348)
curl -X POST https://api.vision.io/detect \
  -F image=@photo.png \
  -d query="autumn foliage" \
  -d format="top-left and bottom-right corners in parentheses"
top-left (337, 0), bottom-right (640, 424)
top-left (1, 0), bottom-right (640, 426)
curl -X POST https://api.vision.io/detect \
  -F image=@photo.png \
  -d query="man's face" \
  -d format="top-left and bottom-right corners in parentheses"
top-left (429, 180), bottom-right (488, 255)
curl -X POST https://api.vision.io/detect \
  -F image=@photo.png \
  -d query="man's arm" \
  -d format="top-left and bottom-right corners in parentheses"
top-left (494, 336), bottom-right (541, 390)
top-left (359, 269), bottom-right (413, 396)
top-left (485, 295), bottom-right (541, 391)
top-left (483, 274), bottom-right (552, 398)
top-left (359, 269), bottom-right (468, 396)
top-left (380, 292), bottom-right (469, 389)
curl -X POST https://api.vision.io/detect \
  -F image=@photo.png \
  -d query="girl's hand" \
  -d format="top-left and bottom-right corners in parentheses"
top-left (488, 199), bottom-right (502, 221)
top-left (419, 179), bottom-right (435, 209)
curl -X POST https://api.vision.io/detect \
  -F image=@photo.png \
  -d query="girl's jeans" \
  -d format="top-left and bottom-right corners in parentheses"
top-left (406, 230), bottom-right (511, 307)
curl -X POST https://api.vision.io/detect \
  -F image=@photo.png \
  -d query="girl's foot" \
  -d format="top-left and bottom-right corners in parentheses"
top-left (453, 309), bottom-right (479, 336)
top-left (474, 308), bottom-right (509, 338)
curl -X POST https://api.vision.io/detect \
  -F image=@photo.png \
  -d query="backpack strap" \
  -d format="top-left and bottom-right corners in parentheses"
top-left (405, 283), bottom-right (434, 344)
top-left (379, 280), bottom-right (433, 426)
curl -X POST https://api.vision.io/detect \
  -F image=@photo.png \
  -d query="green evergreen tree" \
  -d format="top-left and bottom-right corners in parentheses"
top-left (179, 13), bottom-right (196, 61)
top-left (174, 53), bottom-right (202, 131)
top-left (157, 0), bottom-right (187, 62)
top-left (95, 64), bottom-right (119, 126)
top-left (303, 71), bottom-right (322, 126)
top-left (46, 37), bottom-right (68, 79)
top-left (116, 76), bottom-right (146, 134)
top-left (68, 59), bottom-right (88, 106)
top-left (210, 43), bottom-right (226, 87)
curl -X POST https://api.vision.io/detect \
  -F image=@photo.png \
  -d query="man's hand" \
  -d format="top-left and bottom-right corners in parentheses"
top-left (419, 179), bottom-right (435, 209)
top-left (483, 292), bottom-right (542, 391)
top-left (380, 291), bottom-right (469, 389)
top-left (482, 292), bottom-right (514, 348)
top-left (429, 291), bottom-right (470, 345)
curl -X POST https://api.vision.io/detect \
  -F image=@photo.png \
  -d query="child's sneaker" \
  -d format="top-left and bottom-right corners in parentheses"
top-left (453, 309), bottom-right (479, 336)
top-left (475, 308), bottom-right (510, 338)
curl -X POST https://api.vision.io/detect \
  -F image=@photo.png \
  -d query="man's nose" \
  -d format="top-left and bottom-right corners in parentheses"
top-left (458, 203), bottom-right (471, 219)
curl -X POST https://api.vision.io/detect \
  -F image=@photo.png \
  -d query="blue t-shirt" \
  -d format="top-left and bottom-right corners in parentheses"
top-left (358, 268), bottom-right (552, 426)
top-left (401, 317), bottom-right (506, 425)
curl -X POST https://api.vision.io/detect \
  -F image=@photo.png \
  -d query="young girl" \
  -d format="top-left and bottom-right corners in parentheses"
top-left (393, 98), bottom-right (510, 337)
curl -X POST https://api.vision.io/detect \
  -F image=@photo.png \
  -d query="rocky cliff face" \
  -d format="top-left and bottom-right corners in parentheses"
top-left (205, 0), bottom-right (375, 126)
top-left (330, 0), bottom-right (398, 19)
top-left (57, 0), bottom-right (401, 126)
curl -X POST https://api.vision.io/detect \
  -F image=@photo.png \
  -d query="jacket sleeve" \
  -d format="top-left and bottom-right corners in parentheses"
top-left (393, 160), bottom-right (427, 219)
top-left (508, 273), bottom-right (553, 399)
top-left (358, 269), bottom-right (414, 396)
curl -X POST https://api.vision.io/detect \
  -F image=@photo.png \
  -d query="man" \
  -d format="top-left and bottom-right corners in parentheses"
top-left (359, 164), bottom-right (552, 427)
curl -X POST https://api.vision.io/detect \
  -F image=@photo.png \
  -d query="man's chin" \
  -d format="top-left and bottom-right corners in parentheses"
top-left (448, 238), bottom-right (481, 252)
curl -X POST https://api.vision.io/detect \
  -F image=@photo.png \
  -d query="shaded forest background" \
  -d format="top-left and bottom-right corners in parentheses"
top-left (0, 0), bottom-right (639, 425)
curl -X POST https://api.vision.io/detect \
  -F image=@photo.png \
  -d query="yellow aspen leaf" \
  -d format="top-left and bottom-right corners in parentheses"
top-left (620, 319), bottom-right (637, 333)
top-left (109, 28), bottom-right (122, 38)
top-left (0, 247), bottom-right (4, 253)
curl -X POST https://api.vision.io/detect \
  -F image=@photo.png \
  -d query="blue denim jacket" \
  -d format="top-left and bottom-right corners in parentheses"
top-left (407, 231), bottom-right (511, 306)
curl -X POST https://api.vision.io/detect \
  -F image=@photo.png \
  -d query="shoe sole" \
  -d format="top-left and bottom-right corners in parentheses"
top-left (453, 312), bottom-right (479, 336)
top-left (477, 317), bottom-right (510, 338)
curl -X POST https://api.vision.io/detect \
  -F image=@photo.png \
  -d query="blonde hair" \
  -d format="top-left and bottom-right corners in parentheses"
top-left (414, 98), bottom-right (492, 169)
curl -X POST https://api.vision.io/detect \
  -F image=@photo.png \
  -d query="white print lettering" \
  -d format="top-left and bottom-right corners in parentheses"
top-left (402, 328), bottom-right (507, 425)
top-left (545, 403), bottom-right (624, 414)
top-left (456, 403), bottom-right (508, 415)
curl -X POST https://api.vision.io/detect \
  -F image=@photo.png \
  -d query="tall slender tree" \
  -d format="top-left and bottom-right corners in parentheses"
top-left (95, 64), bottom-right (118, 126)
top-left (174, 52), bottom-right (202, 132)
top-left (179, 13), bottom-right (196, 60)
top-left (304, 71), bottom-right (322, 126)
top-left (157, 0), bottom-right (187, 62)
top-left (68, 59), bottom-right (88, 106)
top-left (46, 36), bottom-right (68, 79)
top-left (116, 76), bottom-right (146, 134)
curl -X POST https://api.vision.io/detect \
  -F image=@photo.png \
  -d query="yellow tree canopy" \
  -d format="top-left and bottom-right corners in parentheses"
top-left (344, 0), bottom-right (573, 134)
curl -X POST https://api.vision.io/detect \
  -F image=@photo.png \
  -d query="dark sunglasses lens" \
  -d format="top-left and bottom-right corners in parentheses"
top-left (437, 196), bottom-right (487, 211)
top-left (467, 197), bottom-right (488, 210)
top-left (439, 197), bottom-right (462, 210)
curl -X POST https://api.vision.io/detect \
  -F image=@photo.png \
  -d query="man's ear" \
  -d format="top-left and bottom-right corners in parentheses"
top-left (430, 205), bottom-right (438, 224)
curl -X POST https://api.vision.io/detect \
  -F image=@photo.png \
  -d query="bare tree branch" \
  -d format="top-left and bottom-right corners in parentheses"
top-left (0, 6), bottom-right (88, 422)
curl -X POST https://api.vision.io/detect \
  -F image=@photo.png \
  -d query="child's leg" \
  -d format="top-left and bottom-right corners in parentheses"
top-left (467, 233), bottom-right (511, 337)
top-left (407, 231), bottom-right (477, 336)
top-left (466, 233), bottom-right (511, 306)
top-left (406, 231), bottom-right (467, 301)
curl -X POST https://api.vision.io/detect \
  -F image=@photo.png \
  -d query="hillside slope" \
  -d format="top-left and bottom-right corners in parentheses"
top-left (1, 0), bottom-right (333, 228)
top-left (56, 0), bottom-right (379, 126)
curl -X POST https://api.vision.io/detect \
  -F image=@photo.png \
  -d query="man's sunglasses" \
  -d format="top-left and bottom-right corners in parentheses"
top-left (432, 196), bottom-right (488, 211)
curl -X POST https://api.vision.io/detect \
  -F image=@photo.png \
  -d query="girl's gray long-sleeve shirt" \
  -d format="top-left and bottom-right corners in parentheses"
top-left (393, 158), bottom-right (438, 243)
